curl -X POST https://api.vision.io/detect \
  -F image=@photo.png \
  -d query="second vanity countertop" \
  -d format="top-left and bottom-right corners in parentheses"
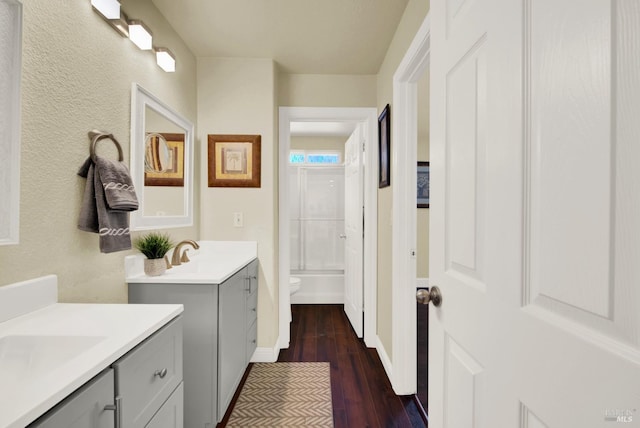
top-left (125, 240), bottom-right (257, 284)
top-left (0, 276), bottom-right (183, 428)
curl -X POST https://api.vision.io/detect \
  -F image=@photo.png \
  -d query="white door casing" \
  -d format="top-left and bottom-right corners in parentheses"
top-left (391, 17), bottom-right (431, 394)
top-left (429, 0), bottom-right (640, 427)
top-left (344, 125), bottom-right (364, 337)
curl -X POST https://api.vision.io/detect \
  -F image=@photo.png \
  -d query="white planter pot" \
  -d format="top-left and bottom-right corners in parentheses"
top-left (144, 258), bottom-right (167, 276)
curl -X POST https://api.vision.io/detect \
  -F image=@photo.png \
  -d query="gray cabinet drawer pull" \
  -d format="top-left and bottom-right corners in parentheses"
top-left (154, 368), bottom-right (168, 379)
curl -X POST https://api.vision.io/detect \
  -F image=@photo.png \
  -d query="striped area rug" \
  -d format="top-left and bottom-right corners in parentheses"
top-left (227, 362), bottom-right (334, 427)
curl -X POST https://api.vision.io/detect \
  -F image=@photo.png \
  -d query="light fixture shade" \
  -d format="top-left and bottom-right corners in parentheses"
top-left (91, 0), bottom-right (121, 20)
top-left (155, 48), bottom-right (176, 72)
top-left (128, 20), bottom-right (153, 50)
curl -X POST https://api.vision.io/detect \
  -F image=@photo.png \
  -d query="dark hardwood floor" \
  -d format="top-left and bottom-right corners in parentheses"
top-left (221, 304), bottom-right (426, 427)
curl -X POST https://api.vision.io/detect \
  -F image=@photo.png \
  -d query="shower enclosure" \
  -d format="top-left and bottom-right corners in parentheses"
top-left (289, 165), bottom-right (345, 303)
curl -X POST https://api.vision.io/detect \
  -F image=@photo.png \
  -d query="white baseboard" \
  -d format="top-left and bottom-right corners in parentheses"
top-left (376, 335), bottom-right (393, 384)
top-left (250, 342), bottom-right (280, 363)
top-left (290, 293), bottom-right (344, 304)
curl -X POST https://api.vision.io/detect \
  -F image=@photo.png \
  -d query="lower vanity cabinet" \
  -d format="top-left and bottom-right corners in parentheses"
top-left (218, 259), bottom-right (259, 416)
top-left (145, 383), bottom-right (184, 428)
top-left (128, 258), bottom-right (258, 427)
top-left (30, 316), bottom-right (184, 428)
top-left (245, 259), bottom-right (258, 365)
top-left (218, 268), bottom-right (248, 416)
top-left (30, 369), bottom-right (115, 428)
top-left (113, 316), bottom-right (183, 428)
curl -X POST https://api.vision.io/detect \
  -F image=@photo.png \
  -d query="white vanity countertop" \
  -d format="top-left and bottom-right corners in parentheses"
top-left (0, 276), bottom-right (183, 428)
top-left (125, 240), bottom-right (258, 284)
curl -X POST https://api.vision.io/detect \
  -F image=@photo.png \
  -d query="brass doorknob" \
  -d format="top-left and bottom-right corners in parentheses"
top-left (416, 286), bottom-right (442, 307)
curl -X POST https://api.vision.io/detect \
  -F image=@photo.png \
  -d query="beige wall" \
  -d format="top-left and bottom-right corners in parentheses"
top-left (290, 136), bottom-right (347, 159)
top-left (417, 69), bottom-right (430, 279)
top-left (197, 57), bottom-right (279, 349)
top-left (0, 0), bottom-right (198, 303)
top-left (376, 0), bottom-right (430, 359)
top-left (279, 73), bottom-right (376, 107)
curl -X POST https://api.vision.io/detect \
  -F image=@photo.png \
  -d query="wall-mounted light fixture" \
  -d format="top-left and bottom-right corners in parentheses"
top-left (128, 20), bottom-right (153, 50)
top-left (90, 1), bottom-right (175, 72)
top-left (91, 0), bottom-right (120, 20)
top-left (154, 47), bottom-right (176, 72)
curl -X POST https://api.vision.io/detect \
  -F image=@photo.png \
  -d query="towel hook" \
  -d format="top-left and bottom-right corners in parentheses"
top-left (88, 130), bottom-right (124, 162)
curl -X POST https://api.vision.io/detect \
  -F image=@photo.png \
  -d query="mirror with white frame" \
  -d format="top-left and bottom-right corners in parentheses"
top-left (0, 0), bottom-right (22, 245)
top-left (130, 83), bottom-right (194, 230)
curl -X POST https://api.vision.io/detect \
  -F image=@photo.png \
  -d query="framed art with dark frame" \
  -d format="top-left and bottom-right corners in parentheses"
top-left (207, 134), bottom-right (261, 188)
top-left (417, 161), bottom-right (430, 208)
top-left (378, 104), bottom-right (390, 188)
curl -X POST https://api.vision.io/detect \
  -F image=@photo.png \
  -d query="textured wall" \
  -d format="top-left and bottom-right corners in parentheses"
top-left (197, 57), bottom-right (279, 349)
top-left (0, 0), bottom-right (198, 303)
top-left (375, 0), bottom-right (430, 360)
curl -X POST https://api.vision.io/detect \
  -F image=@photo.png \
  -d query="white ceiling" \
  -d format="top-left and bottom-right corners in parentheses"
top-left (150, 0), bottom-right (410, 74)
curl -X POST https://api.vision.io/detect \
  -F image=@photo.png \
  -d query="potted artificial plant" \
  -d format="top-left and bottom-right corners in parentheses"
top-left (134, 232), bottom-right (173, 276)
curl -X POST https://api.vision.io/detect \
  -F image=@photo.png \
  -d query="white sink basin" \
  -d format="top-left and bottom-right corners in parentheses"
top-left (0, 335), bottom-right (105, 384)
top-left (125, 241), bottom-right (258, 284)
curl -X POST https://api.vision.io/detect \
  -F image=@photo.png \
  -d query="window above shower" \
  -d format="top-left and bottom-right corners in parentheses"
top-left (289, 150), bottom-right (342, 165)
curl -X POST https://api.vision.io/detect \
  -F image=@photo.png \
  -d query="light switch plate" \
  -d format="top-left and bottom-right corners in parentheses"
top-left (233, 212), bottom-right (243, 227)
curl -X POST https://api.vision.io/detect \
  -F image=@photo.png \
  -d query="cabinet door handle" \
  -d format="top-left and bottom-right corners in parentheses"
top-left (154, 368), bottom-right (168, 379)
top-left (104, 395), bottom-right (122, 428)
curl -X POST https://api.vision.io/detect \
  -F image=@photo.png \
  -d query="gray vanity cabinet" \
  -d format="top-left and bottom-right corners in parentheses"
top-left (128, 258), bottom-right (258, 427)
top-left (218, 268), bottom-right (247, 416)
top-left (218, 258), bottom-right (258, 417)
top-left (30, 317), bottom-right (183, 428)
top-left (30, 369), bottom-right (115, 428)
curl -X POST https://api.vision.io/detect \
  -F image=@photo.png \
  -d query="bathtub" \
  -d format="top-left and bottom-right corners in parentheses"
top-left (289, 271), bottom-right (344, 304)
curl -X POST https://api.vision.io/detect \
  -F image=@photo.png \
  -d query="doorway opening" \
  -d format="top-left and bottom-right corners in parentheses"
top-left (278, 107), bottom-right (378, 349)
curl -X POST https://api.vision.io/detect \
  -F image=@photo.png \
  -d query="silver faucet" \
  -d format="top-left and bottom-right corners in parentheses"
top-left (171, 240), bottom-right (200, 266)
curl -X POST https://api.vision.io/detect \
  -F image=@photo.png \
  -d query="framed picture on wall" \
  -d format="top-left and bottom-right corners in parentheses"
top-left (378, 104), bottom-right (390, 188)
top-left (417, 161), bottom-right (429, 208)
top-left (207, 134), bottom-right (261, 188)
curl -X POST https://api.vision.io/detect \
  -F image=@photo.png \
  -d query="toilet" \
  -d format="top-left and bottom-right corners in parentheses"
top-left (289, 276), bottom-right (301, 295)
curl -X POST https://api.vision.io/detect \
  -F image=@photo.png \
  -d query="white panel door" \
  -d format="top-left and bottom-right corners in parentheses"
top-left (429, 0), bottom-right (640, 427)
top-left (344, 125), bottom-right (364, 337)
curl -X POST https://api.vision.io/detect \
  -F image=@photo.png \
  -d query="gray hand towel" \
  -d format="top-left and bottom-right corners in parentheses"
top-left (78, 156), bottom-right (137, 253)
top-left (95, 156), bottom-right (139, 211)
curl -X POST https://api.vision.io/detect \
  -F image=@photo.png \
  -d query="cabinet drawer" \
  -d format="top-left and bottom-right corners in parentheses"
top-left (114, 316), bottom-right (183, 428)
top-left (145, 382), bottom-right (184, 428)
top-left (246, 321), bottom-right (257, 363)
